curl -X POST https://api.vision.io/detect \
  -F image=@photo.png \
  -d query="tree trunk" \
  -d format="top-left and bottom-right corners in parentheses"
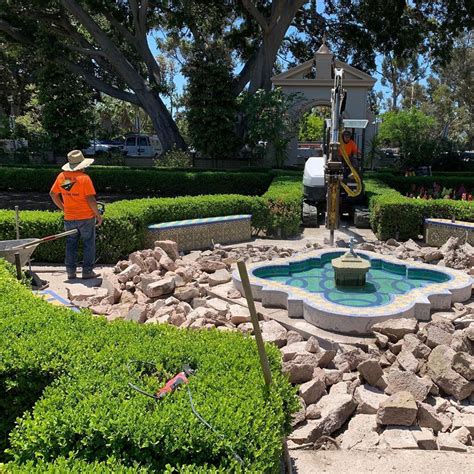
top-left (138, 90), bottom-right (186, 152)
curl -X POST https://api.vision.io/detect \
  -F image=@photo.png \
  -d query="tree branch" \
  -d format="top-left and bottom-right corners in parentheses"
top-left (233, 50), bottom-right (260, 94)
top-left (60, 0), bottom-right (148, 92)
top-left (0, 19), bottom-right (33, 44)
top-left (240, 0), bottom-right (269, 33)
top-left (61, 58), bottom-right (140, 105)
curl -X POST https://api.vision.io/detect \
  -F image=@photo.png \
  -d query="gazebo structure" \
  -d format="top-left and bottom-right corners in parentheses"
top-left (271, 42), bottom-right (376, 166)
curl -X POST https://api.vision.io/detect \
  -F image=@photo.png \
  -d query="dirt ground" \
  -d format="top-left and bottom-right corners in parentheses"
top-left (290, 449), bottom-right (474, 473)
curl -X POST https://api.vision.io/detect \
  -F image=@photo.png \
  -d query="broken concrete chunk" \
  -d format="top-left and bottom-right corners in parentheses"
top-left (340, 414), bottom-right (380, 450)
top-left (118, 263), bottom-right (141, 283)
top-left (305, 336), bottom-right (320, 353)
top-left (299, 373), bottom-right (326, 405)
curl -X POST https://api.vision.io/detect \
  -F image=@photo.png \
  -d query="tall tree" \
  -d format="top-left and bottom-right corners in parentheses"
top-left (0, 0), bottom-right (185, 151)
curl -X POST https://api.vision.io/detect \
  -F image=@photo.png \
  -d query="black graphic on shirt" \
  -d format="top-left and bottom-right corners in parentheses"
top-left (61, 179), bottom-right (76, 191)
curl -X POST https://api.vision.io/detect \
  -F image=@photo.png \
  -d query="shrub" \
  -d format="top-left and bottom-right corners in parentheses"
top-left (0, 167), bottom-right (273, 197)
top-left (0, 260), bottom-right (298, 472)
top-left (365, 176), bottom-right (474, 240)
top-left (155, 146), bottom-right (193, 168)
top-left (0, 174), bottom-right (303, 262)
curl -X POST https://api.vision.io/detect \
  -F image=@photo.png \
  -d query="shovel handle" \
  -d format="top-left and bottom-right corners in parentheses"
top-left (11, 229), bottom-right (79, 250)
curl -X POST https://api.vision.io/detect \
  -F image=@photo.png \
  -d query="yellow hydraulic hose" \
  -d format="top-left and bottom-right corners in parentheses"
top-left (339, 133), bottom-right (363, 197)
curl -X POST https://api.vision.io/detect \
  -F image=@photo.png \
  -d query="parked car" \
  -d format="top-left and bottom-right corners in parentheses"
top-left (123, 134), bottom-right (163, 158)
top-left (83, 140), bottom-right (121, 156)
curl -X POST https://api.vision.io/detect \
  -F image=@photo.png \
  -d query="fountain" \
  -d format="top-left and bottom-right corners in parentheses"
top-left (331, 239), bottom-right (371, 287)
top-left (232, 246), bottom-right (472, 336)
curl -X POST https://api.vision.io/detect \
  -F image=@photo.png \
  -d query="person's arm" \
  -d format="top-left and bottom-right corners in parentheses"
top-left (85, 195), bottom-right (103, 226)
top-left (49, 191), bottom-right (64, 211)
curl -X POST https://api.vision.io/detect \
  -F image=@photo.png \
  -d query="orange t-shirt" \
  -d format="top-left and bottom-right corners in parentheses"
top-left (50, 171), bottom-right (96, 221)
top-left (339, 139), bottom-right (360, 158)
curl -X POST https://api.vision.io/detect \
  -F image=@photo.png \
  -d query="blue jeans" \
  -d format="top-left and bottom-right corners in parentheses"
top-left (64, 218), bottom-right (96, 275)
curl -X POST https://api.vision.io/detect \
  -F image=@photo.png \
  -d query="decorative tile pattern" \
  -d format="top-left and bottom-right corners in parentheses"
top-left (146, 215), bottom-right (252, 252)
top-left (232, 249), bottom-right (473, 335)
top-left (425, 218), bottom-right (474, 247)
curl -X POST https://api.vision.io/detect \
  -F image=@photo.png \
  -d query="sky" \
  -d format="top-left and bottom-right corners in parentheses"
top-left (147, 31), bottom-right (391, 115)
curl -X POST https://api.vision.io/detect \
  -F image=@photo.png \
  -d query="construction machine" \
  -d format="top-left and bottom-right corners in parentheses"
top-left (302, 68), bottom-right (367, 245)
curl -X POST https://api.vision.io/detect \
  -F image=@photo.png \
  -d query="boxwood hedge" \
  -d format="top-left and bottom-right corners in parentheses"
top-left (0, 260), bottom-right (297, 472)
top-left (0, 167), bottom-right (274, 197)
top-left (0, 174), bottom-right (303, 263)
top-left (365, 176), bottom-right (474, 241)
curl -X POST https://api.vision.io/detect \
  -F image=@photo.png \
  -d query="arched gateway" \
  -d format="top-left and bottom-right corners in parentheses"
top-left (271, 42), bottom-right (376, 166)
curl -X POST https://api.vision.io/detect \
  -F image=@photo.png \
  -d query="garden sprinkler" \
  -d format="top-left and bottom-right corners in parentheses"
top-left (127, 361), bottom-right (244, 466)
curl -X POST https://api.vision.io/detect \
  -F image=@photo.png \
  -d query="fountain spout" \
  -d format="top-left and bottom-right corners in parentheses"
top-left (332, 241), bottom-right (371, 287)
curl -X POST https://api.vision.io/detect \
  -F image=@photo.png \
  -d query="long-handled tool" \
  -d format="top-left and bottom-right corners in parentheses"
top-left (127, 361), bottom-right (244, 466)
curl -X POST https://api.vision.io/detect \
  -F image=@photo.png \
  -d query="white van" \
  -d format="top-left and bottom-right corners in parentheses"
top-left (123, 135), bottom-right (163, 158)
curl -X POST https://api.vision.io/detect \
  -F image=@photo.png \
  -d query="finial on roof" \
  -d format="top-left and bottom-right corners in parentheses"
top-left (316, 33), bottom-right (332, 55)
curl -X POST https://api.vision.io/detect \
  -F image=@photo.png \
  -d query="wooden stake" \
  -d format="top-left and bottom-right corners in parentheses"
top-left (14, 252), bottom-right (22, 280)
top-left (237, 261), bottom-right (272, 388)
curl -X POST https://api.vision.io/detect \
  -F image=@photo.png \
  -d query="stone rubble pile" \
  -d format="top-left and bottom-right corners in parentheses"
top-left (282, 315), bottom-right (473, 452)
top-left (66, 236), bottom-right (474, 453)
top-left (67, 240), bottom-right (310, 330)
top-left (358, 237), bottom-right (474, 273)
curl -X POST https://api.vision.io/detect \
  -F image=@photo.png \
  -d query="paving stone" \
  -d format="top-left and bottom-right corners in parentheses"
top-left (288, 393), bottom-right (357, 444)
top-left (357, 359), bottom-right (384, 386)
top-left (299, 372), bottom-right (326, 405)
top-left (425, 325), bottom-right (453, 348)
top-left (354, 384), bottom-right (389, 415)
top-left (208, 269), bottom-right (232, 287)
top-left (452, 413), bottom-right (474, 435)
top-left (372, 318), bottom-right (418, 341)
top-left (305, 404), bottom-right (322, 420)
top-left (451, 426), bottom-right (472, 445)
top-left (261, 320), bottom-right (287, 348)
top-left (397, 350), bottom-right (420, 373)
top-left (154, 240), bottom-right (179, 260)
top-left (305, 336), bottom-right (320, 353)
top-left (228, 304), bottom-right (251, 325)
top-left (340, 414), bottom-right (380, 450)
top-left (427, 345), bottom-right (473, 400)
top-left (437, 432), bottom-right (468, 452)
top-left (402, 333), bottom-right (431, 359)
top-left (417, 402), bottom-right (452, 432)
top-left (452, 352), bottom-right (474, 381)
top-left (381, 426), bottom-right (418, 449)
top-left (412, 427), bottom-right (437, 450)
top-left (385, 369), bottom-right (431, 401)
top-left (124, 305), bottom-right (147, 324)
top-left (280, 342), bottom-right (308, 362)
top-left (377, 391), bottom-right (418, 426)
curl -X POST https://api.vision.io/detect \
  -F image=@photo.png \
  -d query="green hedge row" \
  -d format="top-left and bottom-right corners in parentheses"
top-left (365, 177), bottom-right (474, 241)
top-left (0, 260), bottom-right (297, 472)
top-left (0, 175), bottom-right (303, 263)
top-left (0, 167), bottom-right (274, 196)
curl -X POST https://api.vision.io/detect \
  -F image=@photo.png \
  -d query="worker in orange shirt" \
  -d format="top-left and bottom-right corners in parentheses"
top-left (49, 150), bottom-right (103, 280)
top-left (339, 130), bottom-right (360, 176)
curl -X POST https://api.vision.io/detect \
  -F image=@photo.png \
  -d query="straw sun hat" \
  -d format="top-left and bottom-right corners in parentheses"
top-left (62, 150), bottom-right (95, 171)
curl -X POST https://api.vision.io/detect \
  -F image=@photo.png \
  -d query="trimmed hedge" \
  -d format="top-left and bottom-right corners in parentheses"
top-left (365, 177), bottom-right (474, 241)
top-left (0, 260), bottom-right (297, 472)
top-left (0, 174), bottom-right (303, 263)
top-left (0, 167), bottom-right (274, 196)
